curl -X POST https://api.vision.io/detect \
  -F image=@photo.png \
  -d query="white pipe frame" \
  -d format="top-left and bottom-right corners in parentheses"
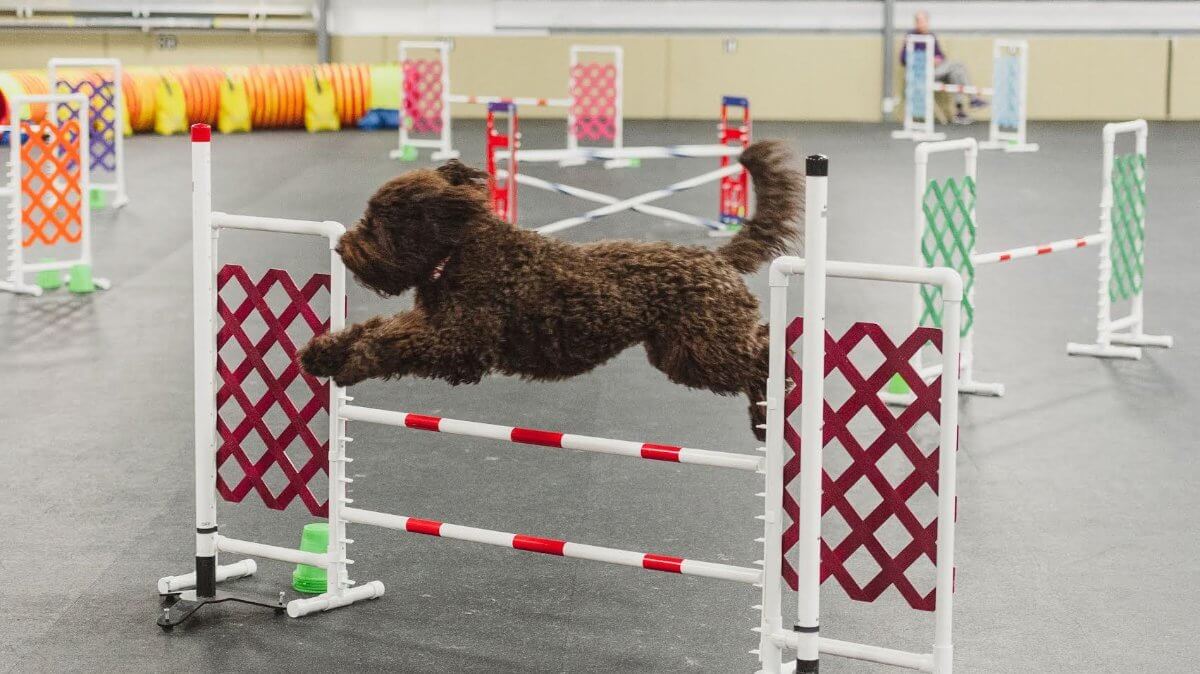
top-left (889, 124), bottom-right (1170, 407)
top-left (392, 41), bottom-right (624, 162)
top-left (764, 155), bottom-right (963, 673)
top-left (893, 35), bottom-right (1037, 152)
top-left (0, 93), bottom-right (109, 297)
top-left (1066, 120), bottom-right (1172, 358)
top-left (391, 41), bottom-right (459, 161)
top-left (47, 57), bottom-right (129, 207)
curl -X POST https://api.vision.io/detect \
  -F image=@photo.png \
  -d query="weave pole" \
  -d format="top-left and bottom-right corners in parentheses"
top-left (536, 164), bottom-right (743, 234)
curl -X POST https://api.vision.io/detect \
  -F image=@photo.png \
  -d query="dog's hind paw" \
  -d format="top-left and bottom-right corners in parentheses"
top-left (299, 333), bottom-right (350, 380)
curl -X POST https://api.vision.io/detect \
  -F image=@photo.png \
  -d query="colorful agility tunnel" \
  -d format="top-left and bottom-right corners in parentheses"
top-left (0, 62), bottom-right (379, 137)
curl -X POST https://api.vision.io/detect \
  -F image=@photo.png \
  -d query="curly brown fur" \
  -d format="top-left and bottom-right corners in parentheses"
top-left (299, 141), bottom-right (804, 440)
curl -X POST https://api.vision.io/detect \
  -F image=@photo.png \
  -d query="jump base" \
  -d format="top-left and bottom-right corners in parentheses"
top-left (158, 588), bottom-right (286, 630)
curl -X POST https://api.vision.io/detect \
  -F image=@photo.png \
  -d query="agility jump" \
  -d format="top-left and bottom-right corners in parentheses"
top-left (886, 121), bottom-right (1170, 403)
top-left (392, 41), bottom-right (622, 162)
top-left (893, 36), bottom-right (1037, 153)
top-left (0, 93), bottom-right (109, 296)
top-left (157, 128), bottom-right (966, 672)
top-left (47, 57), bottom-right (129, 208)
top-left (485, 96), bottom-right (752, 235)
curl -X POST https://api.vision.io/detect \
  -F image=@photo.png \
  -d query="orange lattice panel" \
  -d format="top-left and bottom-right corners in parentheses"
top-left (20, 118), bottom-right (84, 248)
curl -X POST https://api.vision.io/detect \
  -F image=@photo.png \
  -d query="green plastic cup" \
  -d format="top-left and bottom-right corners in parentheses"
top-left (36, 258), bottom-right (63, 291)
top-left (67, 264), bottom-right (96, 294)
top-left (292, 522), bottom-right (329, 594)
top-left (886, 373), bottom-right (911, 396)
top-left (400, 145), bottom-right (419, 161)
top-left (89, 188), bottom-right (107, 210)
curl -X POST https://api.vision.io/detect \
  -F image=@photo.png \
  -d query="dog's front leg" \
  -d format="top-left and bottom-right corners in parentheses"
top-left (298, 315), bottom-right (387, 385)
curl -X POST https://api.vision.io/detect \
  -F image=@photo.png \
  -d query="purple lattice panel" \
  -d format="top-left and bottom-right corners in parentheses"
top-left (403, 59), bottom-right (445, 135)
top-left (55, 76), bottom-right (118, 173)
top-left (781, 318), bottom-right (949, 612)
top-left (569, 62), bottom-right (618, 142)
top-left (215, 265), bottom-right (334, 517)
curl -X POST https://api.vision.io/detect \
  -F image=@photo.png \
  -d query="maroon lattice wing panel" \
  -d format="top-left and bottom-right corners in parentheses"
top-left (569, 62), bottom-right (618, 142)
top-left (403, 58), bottom-right (445, 135)
top-left (215, 265), bottom-right (333, 517)
top-left (781, 318), bottom-right (949, 612)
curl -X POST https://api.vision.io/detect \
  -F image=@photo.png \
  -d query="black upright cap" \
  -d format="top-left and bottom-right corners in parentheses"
top-left (806, 154), bottom-right (829, 177)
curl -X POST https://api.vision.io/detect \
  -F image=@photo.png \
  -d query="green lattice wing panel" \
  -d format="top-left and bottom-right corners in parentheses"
top-left (919, 176), bottom-right (975, 337)
top-left (1109, 153), bottom-right (1146, 302)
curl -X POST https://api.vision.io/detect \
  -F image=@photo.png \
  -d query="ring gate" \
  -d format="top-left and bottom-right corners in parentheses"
top-left (485, 96), bottom-right (751, 236)
top-left (885, 124), bottom-right (1170, 405)
top-left (892, 35), bottom-right (1037, 153)
top-left (392, 41), bottom-right (623, 163)
top-left (48, 57), bottom-right (129, 209)
top-left (161, 128), bottom-right (965, 673)
top-left (0, 93), bottom-right (109, 296)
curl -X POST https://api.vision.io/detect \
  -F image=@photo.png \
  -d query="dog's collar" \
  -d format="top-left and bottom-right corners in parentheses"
top-left (429, 256), bottom-right (450, 281)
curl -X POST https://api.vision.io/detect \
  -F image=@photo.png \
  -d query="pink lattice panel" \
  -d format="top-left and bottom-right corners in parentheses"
top-left (781, 318), bottom-right (950, 612)
top-left (215, 265), bottom-right (334, 517)
top-left (403, 58), bottom-right (445, 135)
top-left (569, 62), bottom-right (617, 142)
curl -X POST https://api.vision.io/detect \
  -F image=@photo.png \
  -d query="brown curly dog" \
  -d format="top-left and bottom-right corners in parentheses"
top-left (299, 140), bottom-right (804, 440)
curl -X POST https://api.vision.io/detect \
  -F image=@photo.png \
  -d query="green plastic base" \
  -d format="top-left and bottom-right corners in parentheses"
top-left (628, 158), bottom-right (642, 168)
top-left (89, 188), bottom-right (107, 210)
top-left (67, 264), bottom-right (96, 294)
top-left (399, 145), bottom-right (419, 161)
top-left (36, 259), bottom-right (63, 291)
top-left (886, 373), bottom-right (911, 395)
top-left (292, 522), bottom-right (329, 595)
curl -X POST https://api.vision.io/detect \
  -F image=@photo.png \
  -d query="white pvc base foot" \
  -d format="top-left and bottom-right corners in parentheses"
top-left (431, 150), bottom-right (461, 161)
top-left (0, 280), bottom-right (43, 296)
top-left (707, 228), bottom-right (737, 239)
top-left (157, 559), bottom-right (258, 594)
top-left (980, 141), bottom-right (1039, 153)
top-left (892, 129), bottom-right (946, 142)
top-left (1066, 342), bottom-right (1142, 359)
top-left (960, 378), bottom-right (1005, 397)
top-left (1111, 332), bottom-right (1173, 349)
top-left (111, 194), bottom-right (130, 209)
top-left (603, 158), bottom-right (636, 170)
top-left (558, 157), bottom-right (588, 167)
top-left (286, 580), bottom-right (386, 618)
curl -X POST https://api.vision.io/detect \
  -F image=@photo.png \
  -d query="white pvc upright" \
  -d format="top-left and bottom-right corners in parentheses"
top-left (978, 41), bottom-right (1038, 153)
top-left (1067, 120), bottom-right (1172, 358)
top-left (892, 35), bottom-right (945, 142)
top-left (0, 93), bottom-right (109, 297)
top-left (392, 41), bottom-right (458, 161)
top-left (47, 57), bottom-right (129, 207)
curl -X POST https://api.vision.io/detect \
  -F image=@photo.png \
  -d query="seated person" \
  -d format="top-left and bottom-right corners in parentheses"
top-left (901, 10), bottom-right (987, 125)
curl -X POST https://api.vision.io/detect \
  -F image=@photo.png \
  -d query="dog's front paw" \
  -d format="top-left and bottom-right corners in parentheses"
top-left (299, 333), bottom-right (350, 380)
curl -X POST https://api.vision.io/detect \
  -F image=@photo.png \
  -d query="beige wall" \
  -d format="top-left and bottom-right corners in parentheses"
top-left (2, 30), bottom-right (1195, 122)
top-left (1169, 37), bottom-right (1200, 120)
top-left (0, 30), bottom-right (316, 69)
top-left (666, 35), bottom-right (882, 121)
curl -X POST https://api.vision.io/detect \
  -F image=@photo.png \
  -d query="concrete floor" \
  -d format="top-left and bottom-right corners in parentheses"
top-left (0, 120), bottom-right (1196, 673)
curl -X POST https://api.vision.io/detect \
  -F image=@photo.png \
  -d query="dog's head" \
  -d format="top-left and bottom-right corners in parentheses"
top-left (337, 160), bottom-right (492, 296)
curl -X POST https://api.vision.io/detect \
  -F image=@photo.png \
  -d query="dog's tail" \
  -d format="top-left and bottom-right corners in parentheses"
top-left (717, 140), bottom-right (804, 274)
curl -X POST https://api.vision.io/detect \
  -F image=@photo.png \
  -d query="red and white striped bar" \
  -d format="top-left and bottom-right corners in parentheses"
top-left (340, 405), bottom-right (761, 472)
top-left (931, 83), bottom-right (993, 96)
top-left (341, 507), bottom-right (763, 585)
top-left (972, 233), bottom-right (1105, 266)
top-left (449, 94), bottom-right (572, 107)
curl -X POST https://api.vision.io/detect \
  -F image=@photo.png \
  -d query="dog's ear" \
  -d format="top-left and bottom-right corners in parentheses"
top-left (436, 159), bottom-right (489, 187)
top-left (425, 184), bottom-right (491, 246)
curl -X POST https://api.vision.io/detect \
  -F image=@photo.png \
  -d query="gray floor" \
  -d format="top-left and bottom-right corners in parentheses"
top-left (1, 120), bottom-right (1196, 673)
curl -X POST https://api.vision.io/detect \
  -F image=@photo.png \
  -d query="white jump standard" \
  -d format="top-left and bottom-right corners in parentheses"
top-left (161, 128), bottom-right (966, 672)
top-left (894, 36), bottom-right (1037, 152)
top-left (0, 93), bottom-right (109, 296)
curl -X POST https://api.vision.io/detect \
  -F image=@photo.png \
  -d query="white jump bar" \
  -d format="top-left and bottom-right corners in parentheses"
top-left (340, 404), bottom-right (762, 472)
top-left (496, 144), bottom-right (743, 163)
